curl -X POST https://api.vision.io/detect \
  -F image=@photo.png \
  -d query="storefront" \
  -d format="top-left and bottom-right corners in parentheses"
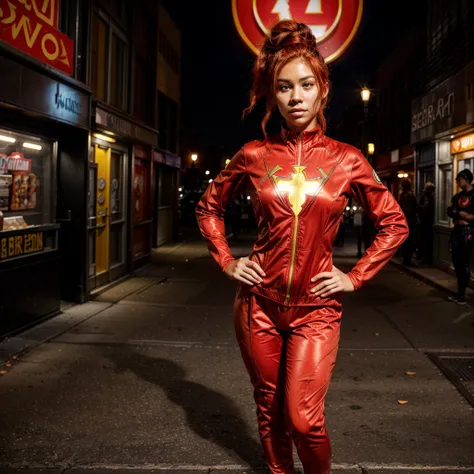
top-left (88, 105), bottom-right (159, 292)
top-left (411, 63), bottom-right (470, 270)
top-left (152, 150), bottom-right (181, 247)
top-left (0, 52), bottom-right (91, 336)
top-left (374, 146), bottom-right (415, 200)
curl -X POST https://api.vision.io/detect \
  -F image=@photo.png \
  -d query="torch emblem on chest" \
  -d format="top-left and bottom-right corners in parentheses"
top-left (273, 165), bottom-right (326, 215)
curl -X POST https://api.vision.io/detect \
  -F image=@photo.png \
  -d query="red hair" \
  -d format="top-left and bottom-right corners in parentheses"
top-left (243, 20), bottom-right (330, 137)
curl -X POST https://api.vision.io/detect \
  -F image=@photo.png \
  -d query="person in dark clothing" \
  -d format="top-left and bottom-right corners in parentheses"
top-left (418, 182), bottom-right (435, 264)
top-left (398, 179), bottom-right (418, 265)
top-left (447, 169), bottom-right (474, 305)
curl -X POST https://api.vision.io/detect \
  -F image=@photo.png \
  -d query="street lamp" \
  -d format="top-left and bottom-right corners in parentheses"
top-left (205, 170), bottom-right (210, 175)
top-left (368, 143), bottom-right (375, 155)
top-left (360, 87), bottom-right (371, 163)
top-left (361, 87), bottom-right (371, 104)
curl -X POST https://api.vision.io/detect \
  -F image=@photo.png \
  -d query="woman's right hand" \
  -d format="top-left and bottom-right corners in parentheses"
top-left (224, 258), bottom-right (266, 286)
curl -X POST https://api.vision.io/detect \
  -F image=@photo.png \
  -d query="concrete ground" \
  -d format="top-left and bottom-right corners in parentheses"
top-left (0, 230), bottom-right (473, 474)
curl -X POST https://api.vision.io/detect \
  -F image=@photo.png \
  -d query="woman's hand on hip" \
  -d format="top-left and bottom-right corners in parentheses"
top-left (224, 258), bottom-right (266, 286)
top-left (310, 265), bottom-right (354, 298)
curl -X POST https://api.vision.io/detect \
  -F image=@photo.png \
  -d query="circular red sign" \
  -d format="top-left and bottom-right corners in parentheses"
top-left (232, 0), bottom-right (363, 63)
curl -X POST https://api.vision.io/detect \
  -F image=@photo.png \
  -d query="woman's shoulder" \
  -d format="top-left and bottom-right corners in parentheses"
top-left (322, 136), bottom-right (361, 158)
top-left (241, 138), bottom-right (271, 163)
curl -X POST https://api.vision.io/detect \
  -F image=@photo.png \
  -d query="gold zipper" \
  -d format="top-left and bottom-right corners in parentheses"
top-left (284, 134), bottom-right (304, 304)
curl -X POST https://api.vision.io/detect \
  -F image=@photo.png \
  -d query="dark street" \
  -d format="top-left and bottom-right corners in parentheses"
top-left (1, 232), bottom-right (473, 473)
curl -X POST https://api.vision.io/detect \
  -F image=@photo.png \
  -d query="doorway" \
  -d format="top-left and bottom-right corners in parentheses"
top-left (88, 144), bottom-right (128, 291)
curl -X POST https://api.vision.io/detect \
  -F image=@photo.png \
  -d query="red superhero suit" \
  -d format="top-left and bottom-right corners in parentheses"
top-left (196, 126), bottom-right (408, 473)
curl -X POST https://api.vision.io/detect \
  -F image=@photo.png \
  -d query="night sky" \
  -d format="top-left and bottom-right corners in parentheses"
top-left (165, 0), bottom-right (425, 166)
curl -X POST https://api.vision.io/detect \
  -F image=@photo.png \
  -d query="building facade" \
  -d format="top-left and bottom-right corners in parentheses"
top-left (0, 0), bottom-right (181, 337)
top-left (411, 0), bottom-right (474, 271)
top-left (373, 26), bottom-right (425, 200)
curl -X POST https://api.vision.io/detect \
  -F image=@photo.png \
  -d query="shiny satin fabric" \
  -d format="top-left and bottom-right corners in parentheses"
top-left (195, 127), bottom-right (408, 472)
top-left (196, 126), bottom-right (408, 307)
top-left (234, 285), bottom-right (339, 473)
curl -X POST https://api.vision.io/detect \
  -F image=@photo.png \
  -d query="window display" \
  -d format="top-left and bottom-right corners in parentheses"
top-left (0, 128), bottom-right (53, 231)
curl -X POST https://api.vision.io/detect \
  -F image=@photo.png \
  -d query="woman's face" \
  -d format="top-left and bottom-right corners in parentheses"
top-left (275, 58), bottom-right (327, 133)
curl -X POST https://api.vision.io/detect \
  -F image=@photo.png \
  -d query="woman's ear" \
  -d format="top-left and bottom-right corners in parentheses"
top-left (322, 82), bottom-right (329, 99)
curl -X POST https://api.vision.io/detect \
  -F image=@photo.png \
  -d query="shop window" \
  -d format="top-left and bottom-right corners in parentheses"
top-left (438, 164), bottom-right (452, 225)
top-left (110, 32), bottom-right (128, 110)
top-left (0, 128), bottom-right (53, 230)
top-left (90, 11), bottom-right (129, 111)
top-left (133, 159), bottom-right (149, 223)
top-left (91, 13), bottom-right (108, 101)
top-left (159, 166), bottom-right (175, 207)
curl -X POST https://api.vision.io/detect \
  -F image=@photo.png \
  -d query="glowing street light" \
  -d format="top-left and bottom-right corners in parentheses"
top-left (368, 143), bottom-right (375, 155)
top-left (205, 170), bottom-right (210, 175)
top-left (361, 87), bottom-right (371, 103)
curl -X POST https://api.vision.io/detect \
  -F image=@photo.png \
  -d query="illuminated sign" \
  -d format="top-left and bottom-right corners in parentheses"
top-left (232, 0), bottom-right (363, 62)
top-left (0, 0), bottom-right (74, 75)
top-left (0, 153), bottom-right (32, 173)
top-left (0, 231), bottom-right (44, 260)
top-left (452, 133), bottom-right (474, 154)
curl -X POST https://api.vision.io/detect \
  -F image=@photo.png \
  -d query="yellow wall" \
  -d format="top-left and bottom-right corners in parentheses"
top-left (95, 145), bottom-right (111, 274)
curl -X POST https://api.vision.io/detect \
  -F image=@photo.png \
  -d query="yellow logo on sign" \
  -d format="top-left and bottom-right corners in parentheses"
top-left (0, 232), bottom-right (44, 260)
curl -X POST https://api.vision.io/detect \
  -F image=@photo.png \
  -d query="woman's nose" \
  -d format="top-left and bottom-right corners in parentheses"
top-left (290, 87), bottom-right (303, 103)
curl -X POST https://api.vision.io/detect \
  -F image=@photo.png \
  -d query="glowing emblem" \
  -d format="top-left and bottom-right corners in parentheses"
top-left (232, 0), bottom-right (363, 63)
top-left (274, 165), bottom-right (323, 215)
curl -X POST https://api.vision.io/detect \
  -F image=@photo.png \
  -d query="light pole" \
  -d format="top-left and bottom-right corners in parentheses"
top-left (190, 154), bottom-right (198, 190)
top-left (360, 87), bottom-right (371, 163)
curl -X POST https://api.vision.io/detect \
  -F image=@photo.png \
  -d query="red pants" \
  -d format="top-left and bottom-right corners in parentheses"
top-left (233, 286), bottom-right (341, 474)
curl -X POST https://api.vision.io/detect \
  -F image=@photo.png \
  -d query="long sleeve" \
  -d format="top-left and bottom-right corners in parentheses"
top-left (346, 153), bottom-right (409, 290)
top-left (195, 148), bottom-right (248, 271)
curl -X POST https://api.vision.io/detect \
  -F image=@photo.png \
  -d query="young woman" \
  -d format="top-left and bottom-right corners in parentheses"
top-left (196, 20), bottom-right (408, 474)
top-left (447, 169), bottom-right (474, 305)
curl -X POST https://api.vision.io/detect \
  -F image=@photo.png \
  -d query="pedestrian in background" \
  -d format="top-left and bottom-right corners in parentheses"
top-left (447, 169), bottom-right (474, 305)
top-left (353, 205), bottom-right (364, 258)
top-left (398, 179), bottom-right (418, 265)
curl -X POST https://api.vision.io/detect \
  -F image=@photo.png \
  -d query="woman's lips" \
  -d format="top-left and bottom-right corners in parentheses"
top-left (289, 110), bottom-right (306, 117)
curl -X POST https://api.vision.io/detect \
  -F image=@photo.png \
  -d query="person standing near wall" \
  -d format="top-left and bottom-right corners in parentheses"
top-left (398, 179), bottom-right (418, 265)
top-left (447, 169), bottom-right (474, 305)
top-left (418, 182), bottom-right (435, 264)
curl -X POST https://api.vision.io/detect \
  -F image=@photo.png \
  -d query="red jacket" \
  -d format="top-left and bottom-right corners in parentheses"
top-left (196, 127), bottom-right (408, 307)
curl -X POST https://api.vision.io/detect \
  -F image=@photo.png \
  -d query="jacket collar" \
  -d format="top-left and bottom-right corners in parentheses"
top-left (280, 124), bottom-right (323, 148)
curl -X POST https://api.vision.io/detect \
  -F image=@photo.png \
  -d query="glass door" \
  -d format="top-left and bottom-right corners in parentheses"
top-left (109, 151), bottom-right (126, 281)
top-left (88, 145), bottom-right (127, 291)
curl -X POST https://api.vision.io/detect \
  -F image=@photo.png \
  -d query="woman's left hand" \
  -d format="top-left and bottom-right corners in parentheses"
top-left (310, 265), bottom-right (354, 298)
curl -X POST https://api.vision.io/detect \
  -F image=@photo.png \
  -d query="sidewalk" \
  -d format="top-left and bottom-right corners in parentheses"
top-left (333, 237), bottom-right (474, 302)
top-left (0, 230), bottom-right (473, 471)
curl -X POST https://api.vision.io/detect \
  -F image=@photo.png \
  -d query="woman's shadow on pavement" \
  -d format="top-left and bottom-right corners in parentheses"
top-left (107, 349), bottom-right (267, 470)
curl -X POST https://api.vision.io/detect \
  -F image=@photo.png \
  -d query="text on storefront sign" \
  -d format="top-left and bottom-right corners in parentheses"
top-left (451, 133), bottom-right (474, 154)
top-left (0, 231), bottom-right (43, 260)
top-left (411, 93), bottom-right (454, 132)
top-left (0, 0), bottom-right (74, 75)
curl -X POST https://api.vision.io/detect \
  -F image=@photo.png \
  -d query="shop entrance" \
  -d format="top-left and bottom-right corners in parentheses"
top-left (88, 144), bottom-right (127, 291)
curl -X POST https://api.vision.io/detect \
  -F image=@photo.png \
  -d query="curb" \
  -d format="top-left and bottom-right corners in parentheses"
top-left (390, 259), bottom-right (458, 298)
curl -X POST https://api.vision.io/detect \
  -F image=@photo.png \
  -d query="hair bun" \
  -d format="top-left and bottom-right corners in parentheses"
top-left (264, 20), bottom-right (318, 55)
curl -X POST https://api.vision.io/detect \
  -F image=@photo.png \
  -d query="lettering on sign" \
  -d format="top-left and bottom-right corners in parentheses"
top-left (0, 153), bottom-right (32, 172)
top-left (0, 231), bottom-right (44, 260)
top-left (411, 93), bottom-right (454, 132)
top-left (55, 85), bottom-right (80, 116)
top-left (452, 133), bottom-right (474, 154)
top-left (0, 0), bottom-right (74, 75)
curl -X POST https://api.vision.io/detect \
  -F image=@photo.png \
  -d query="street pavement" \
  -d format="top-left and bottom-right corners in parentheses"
top-left (0, 229), bottom-right (473, 474)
